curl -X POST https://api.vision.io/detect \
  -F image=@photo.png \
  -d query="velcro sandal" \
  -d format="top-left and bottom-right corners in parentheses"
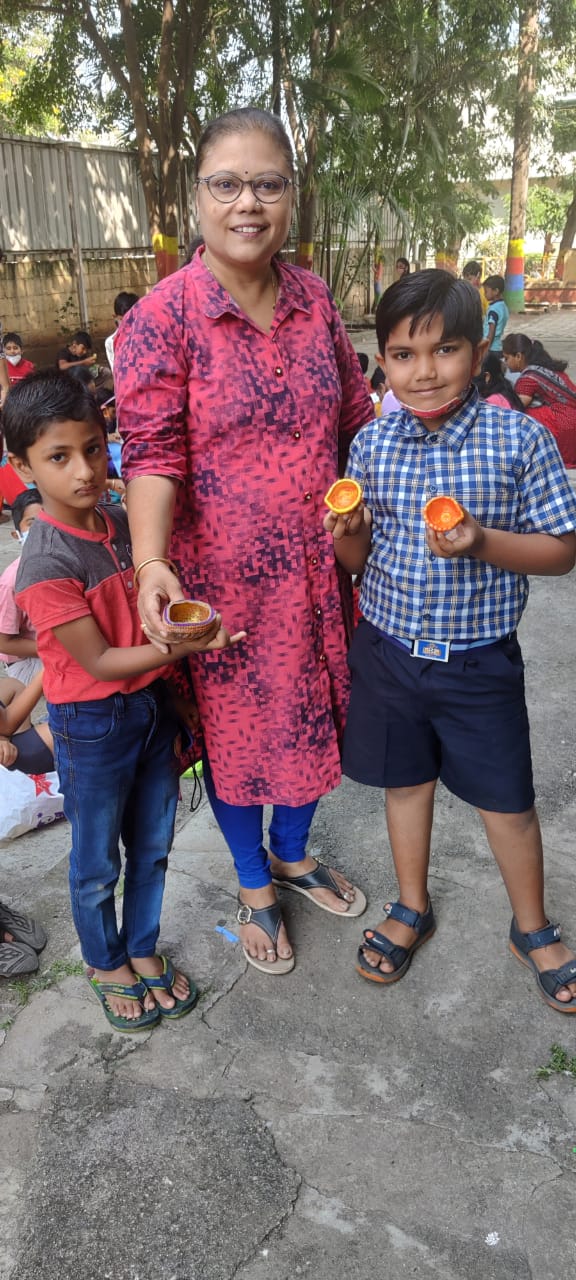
top-left (236, 898), bottom-right (295, 975)
top-left (134, 955), bottom-right (199, 1020)
top-left (509, 918), bottom-right (576, 1013)
top-left (356, 898), bottom-right (436, 985)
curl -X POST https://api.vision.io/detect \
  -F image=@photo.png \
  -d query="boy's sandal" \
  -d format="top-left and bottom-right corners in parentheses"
top-left (509, 917), bottom-right (576, 1013)
top-left (86, 972), bottom-right (161, 1033)
top-left (356, 898), bottom-right (436, 985)
top-left (236, 898), bottom-right (295, 975)
top-left (0, 939), bottom-right (39, 978)
top-left (133, 955), bottom-right (199, 1020)
top-left (0, 902), bottom-right (47, 953)
top-left (272, 858), bottom-right (367, 918)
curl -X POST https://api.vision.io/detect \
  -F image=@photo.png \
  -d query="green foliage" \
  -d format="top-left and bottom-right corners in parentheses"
top-left (8, 958), bottom-right (84, 1007)
top-left (537, 1043), bottom-right (576, 1080)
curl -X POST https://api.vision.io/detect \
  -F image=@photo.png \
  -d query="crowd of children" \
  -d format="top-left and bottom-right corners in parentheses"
top-left (1, 254), bottom-right (575, 1029)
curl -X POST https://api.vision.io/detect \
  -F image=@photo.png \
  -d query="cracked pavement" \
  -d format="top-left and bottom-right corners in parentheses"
top-left (1, 404), bottom-right (576, 1277)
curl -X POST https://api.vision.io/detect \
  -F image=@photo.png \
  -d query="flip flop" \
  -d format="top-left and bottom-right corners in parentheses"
top-left (237, 898), bottom-right (295, 975)
top-left (86, 972), bottom-right (161, 1033)
top-left (134, 955), bottom-right (199, 1020)
top-left (509, 917), bottom-right (576, 1013)
top-left (356, 898), bottom-right (436, 984)
top-left (272, 860), bottom-right (367, 918)
top-left (0, 902), bottom-right (47, 952)
top-left (0, 940), bottom-right (39, 978)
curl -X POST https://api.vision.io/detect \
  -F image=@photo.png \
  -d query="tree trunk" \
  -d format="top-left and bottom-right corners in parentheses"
top-left (554, 193), bottom-right (576, 279)
top-left (297, 187), bottom-right (316, 270)
top-left (505, 3), bottom-right (539, 313)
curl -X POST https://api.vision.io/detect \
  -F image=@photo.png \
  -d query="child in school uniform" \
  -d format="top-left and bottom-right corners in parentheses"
top-left (4, 370), bottom-right (245, 1033)
top-left (325, 268), bottom-right (576, 1013)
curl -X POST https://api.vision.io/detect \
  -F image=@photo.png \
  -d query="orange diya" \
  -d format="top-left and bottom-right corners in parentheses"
top-left (162, 599), bottom-right (217, 641)
top-left (423, 495), bottom-right (464, 533)
top-left (324, 479), bottom-right (363, 514)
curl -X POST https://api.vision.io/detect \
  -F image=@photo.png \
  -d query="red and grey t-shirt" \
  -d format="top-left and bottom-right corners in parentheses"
top-left (15, 506), bottom-right (161, 703)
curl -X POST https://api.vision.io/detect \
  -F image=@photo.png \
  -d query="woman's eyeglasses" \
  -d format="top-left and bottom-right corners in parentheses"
top-left (195, 173), bottom-right (293, 204)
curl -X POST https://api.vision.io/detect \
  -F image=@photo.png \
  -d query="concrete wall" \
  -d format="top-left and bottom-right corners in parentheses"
top-left (0, 253), bottom-right (158, 349)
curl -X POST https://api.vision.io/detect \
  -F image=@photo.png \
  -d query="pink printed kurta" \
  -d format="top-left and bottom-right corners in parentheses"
top-left (115, 253), bottom-right (373, 804)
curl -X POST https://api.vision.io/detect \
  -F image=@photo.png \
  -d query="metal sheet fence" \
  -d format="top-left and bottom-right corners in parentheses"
top-left (0, 136), bottom-right (152, 253)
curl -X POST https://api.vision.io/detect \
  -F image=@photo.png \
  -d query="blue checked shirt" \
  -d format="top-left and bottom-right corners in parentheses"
top-left (346, 390), bottom-right (576, 642)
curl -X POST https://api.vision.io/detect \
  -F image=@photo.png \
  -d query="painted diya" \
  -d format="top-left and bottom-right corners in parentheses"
top-left (324, 478), bottom-right (363, 514)
top-left (423, 495), bottom-right (464, 533)
top-left (162, 599), bottom-right (217, 641)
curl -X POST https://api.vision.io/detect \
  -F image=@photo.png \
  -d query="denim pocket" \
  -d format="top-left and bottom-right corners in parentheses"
top-left (49, 699), bottom-right (119, 745)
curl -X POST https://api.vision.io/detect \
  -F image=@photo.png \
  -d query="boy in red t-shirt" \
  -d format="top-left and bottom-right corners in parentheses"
top-left (4, 370), bottom-right (245, 1033)
top-left (3, 333), bottom-right (36, 383)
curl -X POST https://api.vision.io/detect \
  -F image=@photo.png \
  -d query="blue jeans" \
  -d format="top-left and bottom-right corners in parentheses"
top-left (49, 683), bottom-right (180, 970)
top-left (203, 755), bottom-right (318, 889)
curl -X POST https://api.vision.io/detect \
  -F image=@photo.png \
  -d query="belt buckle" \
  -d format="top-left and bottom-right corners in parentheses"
top-left (411, 638), bottom-right (450, 662)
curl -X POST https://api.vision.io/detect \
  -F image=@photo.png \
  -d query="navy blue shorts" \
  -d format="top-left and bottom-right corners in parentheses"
top-left (342, 620), bottom-right (535, 813)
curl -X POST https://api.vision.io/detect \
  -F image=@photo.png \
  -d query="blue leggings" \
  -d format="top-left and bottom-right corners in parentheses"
top-left (203, 756), bottom-right (318, 889)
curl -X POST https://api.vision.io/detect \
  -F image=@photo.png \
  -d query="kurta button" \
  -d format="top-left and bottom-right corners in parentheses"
top-left (275, 366), bottom-right (283, 376)
top-left (304, 491), bottom-right (312, 502)
top-left (315, 607), bottom-right (322, 618)
top-left (311, 556), bottom-right (319, 565)
top-left (293, 430), bottom-right (301, 439)
top-left (319, 653), bottom-right (327, 663)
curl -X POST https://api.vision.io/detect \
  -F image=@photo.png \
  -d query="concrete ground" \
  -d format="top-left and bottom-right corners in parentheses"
top-left (0, 308), bottom-right (575, 1279)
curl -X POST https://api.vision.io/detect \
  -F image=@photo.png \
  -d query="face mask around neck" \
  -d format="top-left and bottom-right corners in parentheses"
top-left (16, 529), bottom-right (29, 545)
top-left (6, 353), bottom-right (22, 366)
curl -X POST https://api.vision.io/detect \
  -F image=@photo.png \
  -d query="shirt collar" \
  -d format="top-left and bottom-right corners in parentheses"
top-left (385, 386), bottom-right (481, 451)
top-left (192, 250), bottom-right (312, 326)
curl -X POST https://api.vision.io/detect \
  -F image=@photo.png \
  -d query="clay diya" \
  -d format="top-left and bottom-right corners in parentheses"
top-left (162, 599), bottom-right (217, 641)
top-left (423, 495), bottom-right (464, 533)
top-left (324, 478), bottom-right (363, 514)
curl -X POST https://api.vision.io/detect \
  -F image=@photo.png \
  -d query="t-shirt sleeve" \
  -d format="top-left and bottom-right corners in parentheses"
top-left (516, 420), bottom-right (576, 534)
top-left (15, 552), bottom-right (92, 632)
top-left (486, 307), bottom-right (499, 329)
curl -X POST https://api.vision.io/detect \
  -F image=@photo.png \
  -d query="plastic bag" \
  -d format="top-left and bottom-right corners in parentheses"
top-left (0, 766), bottom-right (65, 840)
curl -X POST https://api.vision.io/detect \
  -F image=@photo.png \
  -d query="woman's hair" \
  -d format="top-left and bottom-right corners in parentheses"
top-left (376, 268), bottom-right (483, 352)
top-left (396, 256), bottom-right (410, 270)
top-left (3, 331), bottom-right (23, 348)
top-left (502, 333), bottom-right (567, 373)
top-left (3, 370), bottom-right (106, 459)
top-left (194, 107), bottom-right (295, 178)
top-left (476, 353), bottom-right (524, 410)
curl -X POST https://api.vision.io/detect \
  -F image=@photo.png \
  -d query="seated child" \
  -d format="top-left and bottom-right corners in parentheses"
top-left (0, 488), bottom-right (44, 684)
top-left (56, 330), bottom-right (98, 374)
top-left (325, 268), bottom-right (576, 1013)
top-left (482, 275), bottom-right (509, 353)
top-left (475, 352), bottom-right (524, 411)
top-left (4, 370), bottom-right (246, 1034)
top-left (0, 668), bottom-right (54, 773)
top-left (4, 332), bottom-right (36, 384)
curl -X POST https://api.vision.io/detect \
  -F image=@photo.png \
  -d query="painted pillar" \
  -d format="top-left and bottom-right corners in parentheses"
top-left (152, 232), bottom-right (179, 279)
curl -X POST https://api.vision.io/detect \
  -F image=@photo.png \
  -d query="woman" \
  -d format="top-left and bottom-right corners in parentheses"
top-left (115, 108), bottom-right (373, 975)
top-left (502, 334), bottom-right (576, 467)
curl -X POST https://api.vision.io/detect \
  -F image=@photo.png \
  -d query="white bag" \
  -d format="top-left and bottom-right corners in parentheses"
top-left (0, 766), bottom-right (65, 840)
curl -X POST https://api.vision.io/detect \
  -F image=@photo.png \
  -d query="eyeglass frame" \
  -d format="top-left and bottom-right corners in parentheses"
top-left (194, 172), bottom-right (294, 205)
